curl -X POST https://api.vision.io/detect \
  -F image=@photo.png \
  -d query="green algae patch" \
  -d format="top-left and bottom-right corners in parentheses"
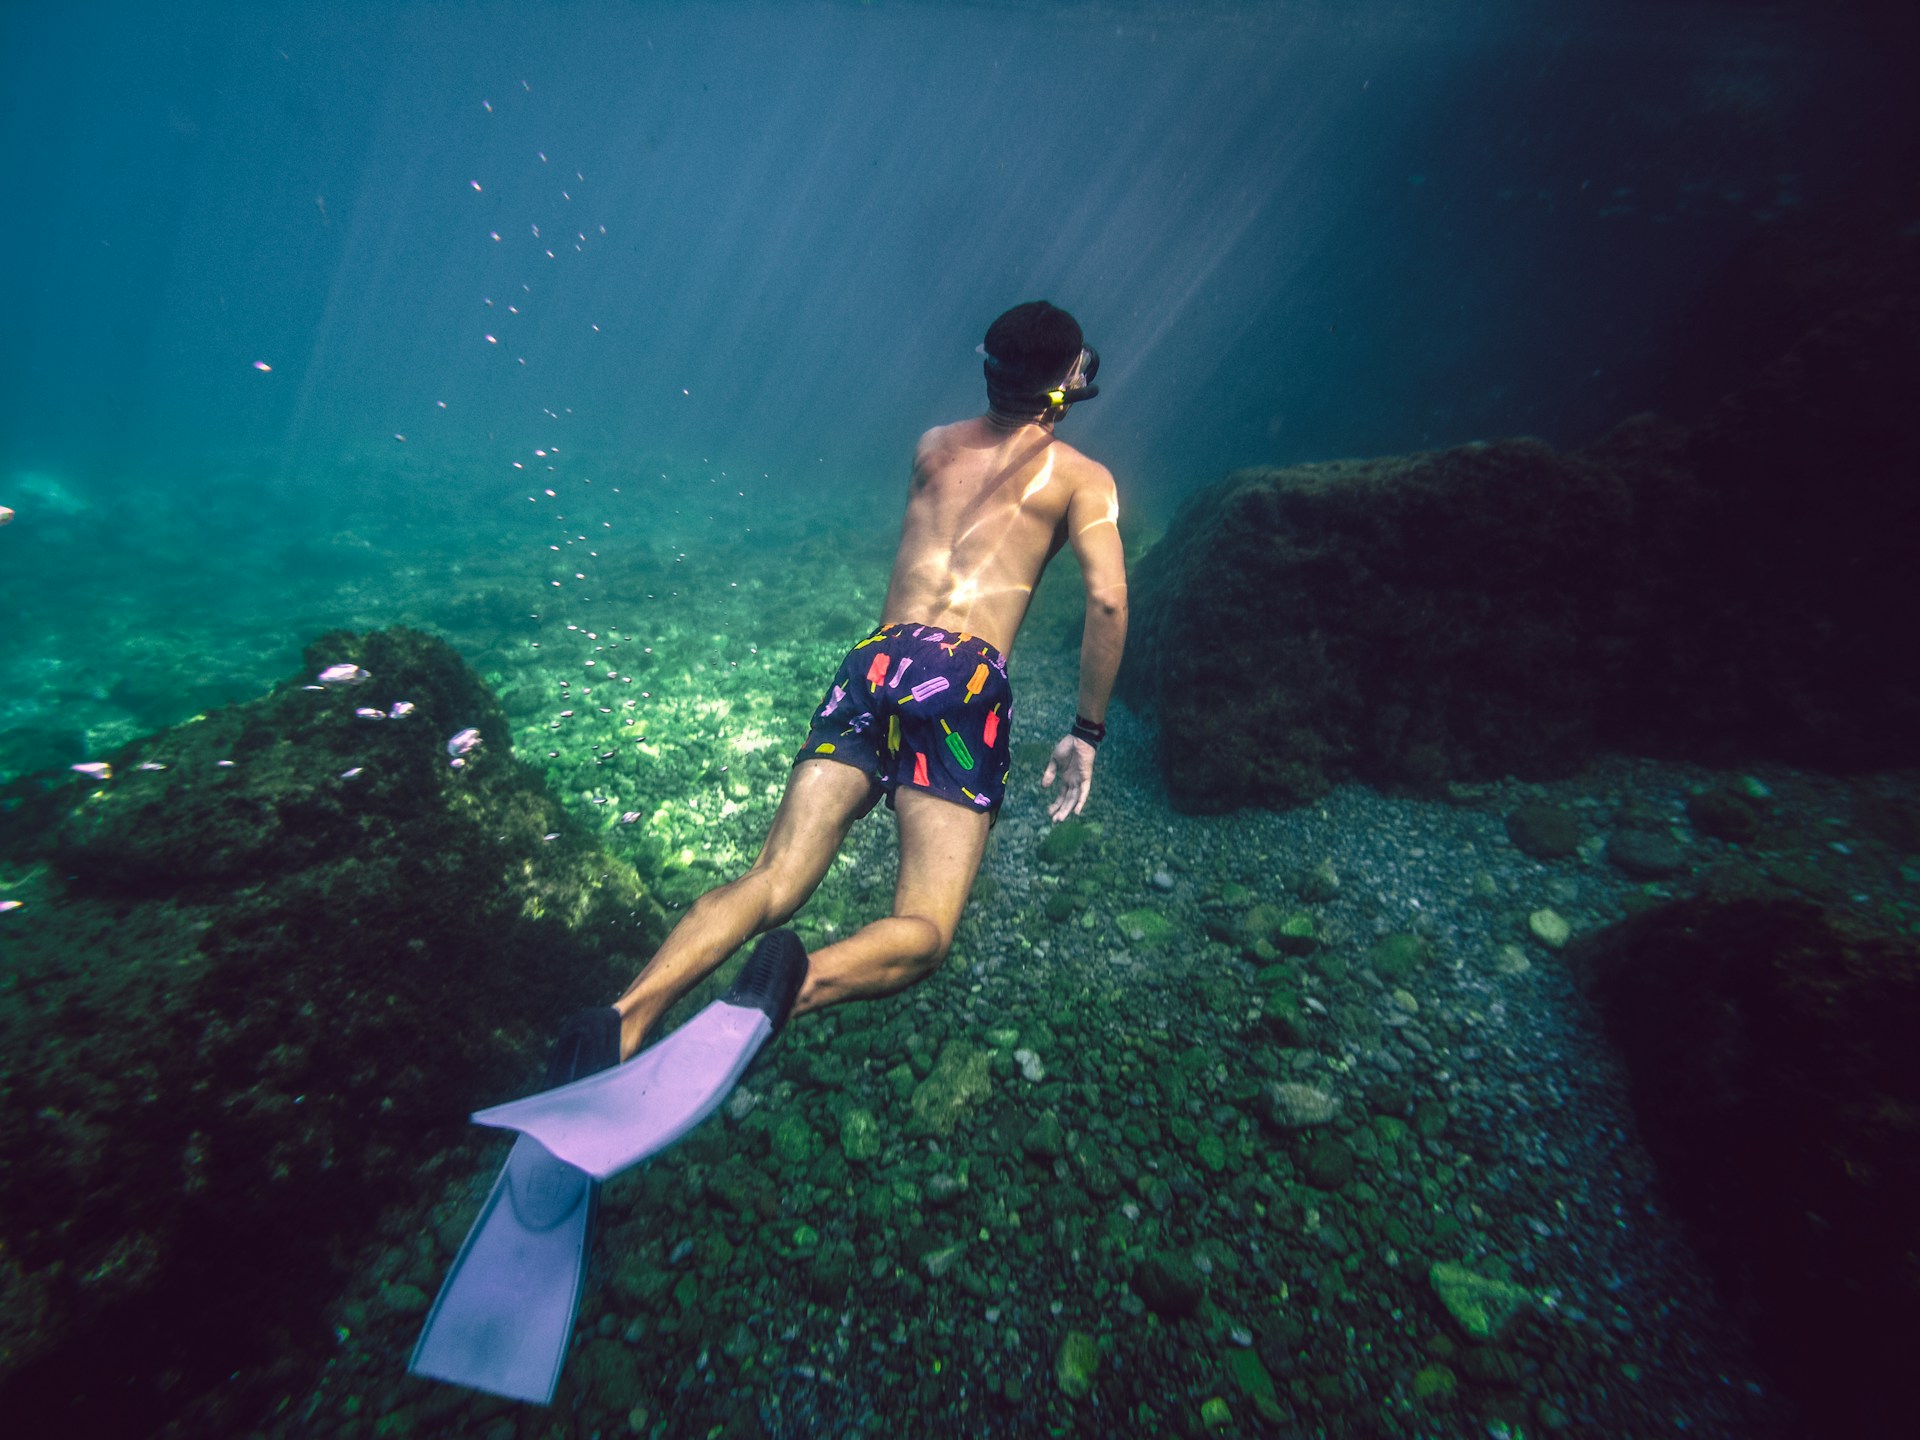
top-left (837, 1107), bottom-right (881, 1163)
top-left (1226, 1347), bottom-right (1285, 1421)
top-left (1116, 906), bottom-right (1179, 947)
top-left (909, 1041), bottom-right (993, 1136)
top-left (1412, 1362), bottom-right (1459, 1405)
top-left (1055, 1329), bottom-right (1100, 1398)
top-left (0, 626), bottom-right (671, 1430)
top-left (1430, 1262), bottom-right (1535, 1342)
top-left (1368, 933), bottom-right (1430, 982)
top-left (1304, 1136), bottom-right (1355, 1190)
top-left (1039, 819), bottom-right (1097, 864)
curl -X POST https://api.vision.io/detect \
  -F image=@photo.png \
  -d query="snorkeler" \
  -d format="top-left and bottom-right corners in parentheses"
top-left (602, 299), bottom-right (1125, 1059)
top-left (412, 301), bottom-right (1126, 1401)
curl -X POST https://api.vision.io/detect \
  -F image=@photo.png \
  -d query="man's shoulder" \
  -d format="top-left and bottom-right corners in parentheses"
top-left (1050, 438), bottom-right (1115, 491)
top-left (914, 419), bottom-right (970, 460)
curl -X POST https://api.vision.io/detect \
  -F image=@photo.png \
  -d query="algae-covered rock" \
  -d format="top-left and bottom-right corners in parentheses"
top-left (1039, 819), bottom-right (1095, 864)
top-left (909, 1041), bottom-right (992, 1136)
top-left (1238, 903), bottom-right (1318, 955)
top-left (1226, 1347), bottom-right (1286, 1421)
top-left (1022, 1111), bottom-right (1067, 1160)
top-left (771, 1112), bottom-right (820, 1165)
top-left (1429, 1262), bottom-right (1534, 1342)
top-left (1253, 993), bottom-right (1310, 1047)
top-left (1055, 1329), bottom-right (1099, 1398)
top-left (705, 1154), bottom-right (780, 1221)
top-left (0, 628), bottom-right (669, 1433)
top-left (1121, 312), bottom-right (1920, 811)
top-left (1303, 1136), bottom-right (1355, 1190)
top-left (1258, 1081), bottom-right (1340, 1130)
top-left (1272, 911), bottom-right (1319, 955)
top-left (1043, 889), bottom-right (1081, 923)
top-left (1116, 906), bottom-right (1179, 947)
top-left (837, 1107), bottom-right (881, 1163)
top-left (1291, 858), bottom-right (1341, 903)
top-left (572, 1339), bottom-right (648, 1416)
top-left (1412, 1363), bottom-right (1459, 1405)
top-left (1368, 932), bottom-right (1430, 982)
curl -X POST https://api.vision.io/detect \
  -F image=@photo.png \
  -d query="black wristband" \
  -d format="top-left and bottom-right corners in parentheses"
top-left (1071, 714), bottom-right (1106, 748)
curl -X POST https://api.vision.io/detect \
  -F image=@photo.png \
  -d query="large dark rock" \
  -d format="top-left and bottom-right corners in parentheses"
top-left (1121, 222), bottom-right (1920, 812)
top-left (1574, 896), bottom-right (1920, 1437)
top-left (0, 628), bottom-right (666, 1437)
top-left (1123, 439), bottom-right (1679, 808)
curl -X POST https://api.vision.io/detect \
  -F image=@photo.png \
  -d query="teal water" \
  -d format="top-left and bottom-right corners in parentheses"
top-left (2, 2), bottom-right (1915, 1437)
top-left (3, 0), bottom-right (1899, 784)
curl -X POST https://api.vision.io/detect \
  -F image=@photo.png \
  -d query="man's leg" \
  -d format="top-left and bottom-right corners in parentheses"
top-left (614, 759), bottom-right (879, 1059)
top-left (791, 786), bottom-right (992, 1018)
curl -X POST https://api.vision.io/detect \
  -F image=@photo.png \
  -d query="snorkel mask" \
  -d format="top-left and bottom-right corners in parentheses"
top-left (980, 343), bottom-right (1101, 422)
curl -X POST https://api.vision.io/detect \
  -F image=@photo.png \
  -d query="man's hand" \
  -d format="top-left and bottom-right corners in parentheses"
top-left (1040, 735), bottom-right (1096, 822)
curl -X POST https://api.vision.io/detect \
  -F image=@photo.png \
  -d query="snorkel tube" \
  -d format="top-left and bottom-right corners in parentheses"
top-left (981, 344), bottom-right (1101, 423)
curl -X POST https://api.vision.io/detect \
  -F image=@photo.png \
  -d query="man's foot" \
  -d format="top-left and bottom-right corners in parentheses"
top-left (545, 1007), bottom-right (622, 1087)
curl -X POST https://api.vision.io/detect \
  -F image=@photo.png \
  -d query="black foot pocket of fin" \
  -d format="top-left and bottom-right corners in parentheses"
top-left (723, 930), bottom-right (809, 1033)
top-left (544, 1006), bottom-right (622, 1089)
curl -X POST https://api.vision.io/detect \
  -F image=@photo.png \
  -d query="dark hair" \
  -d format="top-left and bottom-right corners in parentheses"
top-left (983, 301), bottom-right (1084, 396)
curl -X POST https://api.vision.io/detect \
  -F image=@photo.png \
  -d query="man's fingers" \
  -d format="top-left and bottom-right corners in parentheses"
top-left (1041, 762), bottom-right (1056, 787)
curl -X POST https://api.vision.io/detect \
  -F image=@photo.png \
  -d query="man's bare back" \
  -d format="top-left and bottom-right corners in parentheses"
top-left (880, 415), bottom-right (1125, 660)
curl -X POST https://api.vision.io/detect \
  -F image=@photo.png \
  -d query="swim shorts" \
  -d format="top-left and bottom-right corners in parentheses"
top-left (796, 623), bottom-right (1014, 818)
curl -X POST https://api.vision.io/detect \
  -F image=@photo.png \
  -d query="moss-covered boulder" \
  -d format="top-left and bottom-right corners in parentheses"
top-left (1429, 1263), bottom-right (1534, 1343)
top-left (0, 628), bottom-right (668, 1434)
top-left (1055, 1329), bottom-right (1099, 1398)
top-left (1115, 906), bottom-right (1180, 948)
top-left (1120, 263), bottom-right (1920, 811)
top-left (1039, 819), bottom-right (1095, 864)
top-left (909, 1041), bottom-right (993, 1137)
top-left (1303, 1136), bottom-right (1355, 1190)
top-left (1368, 933), bottom-right (1430, 983)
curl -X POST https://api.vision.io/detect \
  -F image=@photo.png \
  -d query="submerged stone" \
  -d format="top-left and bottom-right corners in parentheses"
top-left (1429, 1262), bottom-right (1535, 1342)
top-left (1303, 1136), bottom-right (1355, 1190)
top-left (1133, 1250), bottom-right (1206, 1317)
top-left (1116, 906), bottom-right (1179, 947)
top-left (1291, 858), bottom-right (1341, 902)
top-left (1039, 819), bottom-right (1095, 864)
top-left (1368, 933), bottom-right (1430, 982)
top-left (1606, 828), bottom-right (1688, 878)
top-left (1055, 1330), bottom-right (1099, 1398)
top-left (1506, 804), bottom-right (1581, 859)
top-left (1022, 1111), bottom-right (1067, 1160)
top-left (909, 1042), bottom-right (993, 1136)
top-left (1226, 1347), bottom-right (1285, 1421)
top-left (1412, 1363), bottom-right (1459, 1405)
top-left (1528, 908), bottom-right (1572, 949)
top-left (1259, 1081), bottom-right (1340, 1129)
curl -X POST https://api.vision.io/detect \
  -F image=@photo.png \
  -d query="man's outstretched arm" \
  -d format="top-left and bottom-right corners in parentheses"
top-left (1042, 467), bottom-right (1127, 821)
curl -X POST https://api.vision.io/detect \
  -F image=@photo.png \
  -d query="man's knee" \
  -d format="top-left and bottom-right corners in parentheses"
top-left (897, 913), bottom-right (950, 974)
top-left (720, 863), bottom-right (804, 929)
